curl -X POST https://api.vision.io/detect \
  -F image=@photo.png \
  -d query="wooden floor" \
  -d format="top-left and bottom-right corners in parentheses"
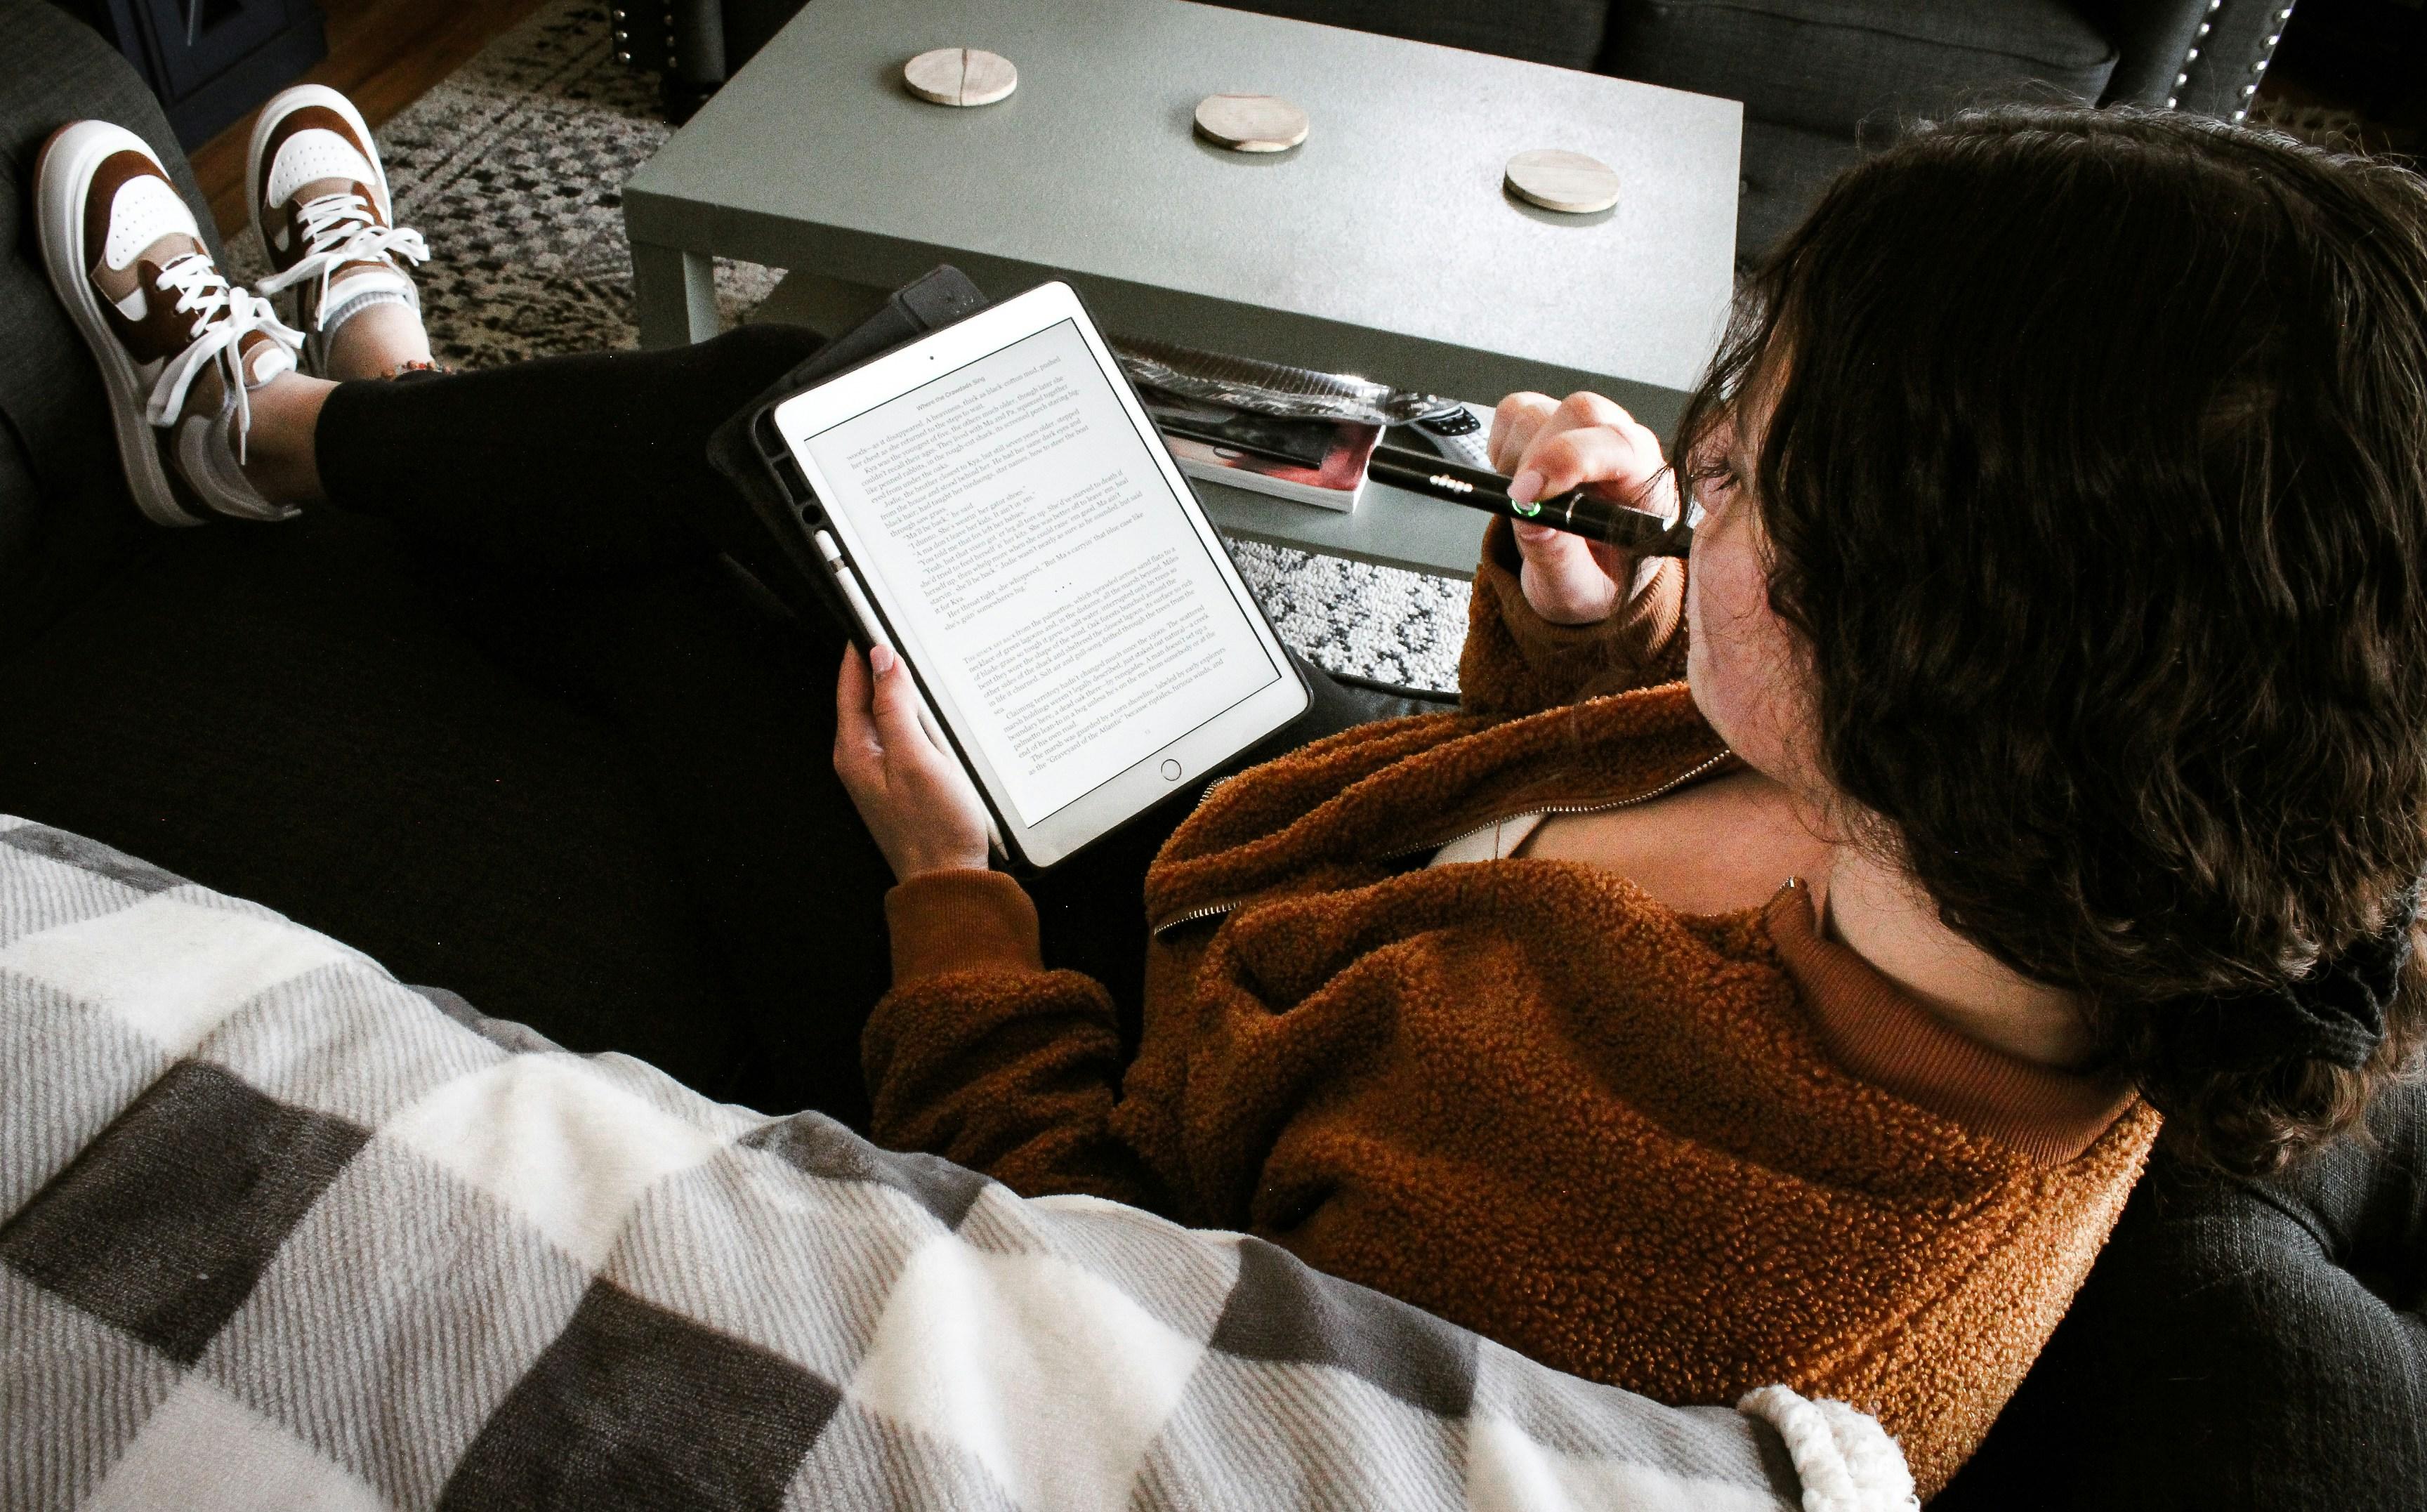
top-left (189, 0), bottom-right (555, 237)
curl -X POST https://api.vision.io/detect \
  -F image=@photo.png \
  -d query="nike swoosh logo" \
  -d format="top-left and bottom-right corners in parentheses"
top-left (113, 284), bottom-right (147, 322)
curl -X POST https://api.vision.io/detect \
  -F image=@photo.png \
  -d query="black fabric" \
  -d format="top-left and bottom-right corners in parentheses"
top-left (2202, 882), bottom-right (2420, 1072)
top-left (0, 506), bottom-right (758, 1099)
top-left (1937, 1079), bottom-right (2427, 1511)
top-left (0, 0), bottom-right (211, 651)
top-left (315, 325), bottom-right (833, 577)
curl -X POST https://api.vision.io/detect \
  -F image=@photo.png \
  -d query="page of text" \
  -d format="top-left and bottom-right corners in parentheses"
top-left (800, 320), bottom-right (1279, 824)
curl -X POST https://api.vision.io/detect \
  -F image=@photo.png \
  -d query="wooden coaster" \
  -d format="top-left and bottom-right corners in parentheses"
top-left (1504, 149), bottom-right (1619, 214)
top-left (903, 48), bottom-right (1018, 107)
top-left (1193, 93), bottom-right (1308, 153)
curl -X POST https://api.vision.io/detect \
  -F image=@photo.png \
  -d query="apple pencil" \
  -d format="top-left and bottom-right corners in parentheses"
top-left (1367, 447), bottom-right (1692, 557)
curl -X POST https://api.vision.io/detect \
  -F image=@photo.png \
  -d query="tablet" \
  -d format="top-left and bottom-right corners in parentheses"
top-left (770, 282), bottom-right (1310, 869)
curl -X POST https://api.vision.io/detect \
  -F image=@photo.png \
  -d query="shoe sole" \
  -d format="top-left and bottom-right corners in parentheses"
top-left (246, 83), bottom-right (397, 338)
top-left (35, 121), bottom-right (204, 528)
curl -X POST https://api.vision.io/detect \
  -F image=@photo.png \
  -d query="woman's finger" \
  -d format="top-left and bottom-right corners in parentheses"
top-left (1511, 522), bottom-right (1633, 579)
top-left (864, 643), bottom-right (943, 763)
top-left (1513, 519), bottom-right (1600, 562)
top-left (1513, 413), bottom-right (1675, 515)
top-left (1511, 520), bottom-right (1624, 624)
top-left (1489, 392), bottom-right (1558, 473)
top-left (1497, 395), bottom-right (1673, 627)
top-left (833, 645), bottom-right (881, 777)
top-left (1518, 391), bottom-right (1632, 459)
top-left (1515, 423), bottom-right (1667, 505)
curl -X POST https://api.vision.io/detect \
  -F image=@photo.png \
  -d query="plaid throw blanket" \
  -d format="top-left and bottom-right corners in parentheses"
top-left (0, 819), bottom-right (1917, 1511)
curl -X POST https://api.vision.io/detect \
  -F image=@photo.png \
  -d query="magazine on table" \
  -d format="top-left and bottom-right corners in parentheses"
top-left (1145, 394), bottom-right (1384, 511)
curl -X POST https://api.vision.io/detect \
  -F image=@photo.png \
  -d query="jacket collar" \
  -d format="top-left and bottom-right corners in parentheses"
top-left (1765, 886), bottom-right (2138, 1164)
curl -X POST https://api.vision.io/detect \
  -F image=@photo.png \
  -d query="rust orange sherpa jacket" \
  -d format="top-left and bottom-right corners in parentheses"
top-left (864, 522), bottom-right (2159, 1496)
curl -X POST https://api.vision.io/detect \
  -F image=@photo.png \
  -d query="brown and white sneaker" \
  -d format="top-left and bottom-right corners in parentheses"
top-left (36, 121), bottom-right (303, 526)
top-left (247, 85), bottom-right (428, 374)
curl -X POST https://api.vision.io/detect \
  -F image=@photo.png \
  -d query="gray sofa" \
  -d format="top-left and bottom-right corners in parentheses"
top-left (8, 6), bottom-right (2421, 1507)
top-left (1230, 0), bottom-right (2300, 258)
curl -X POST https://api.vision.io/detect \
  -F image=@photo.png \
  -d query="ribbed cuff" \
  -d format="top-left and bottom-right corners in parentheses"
top-left (886, 869), bottom-right (1044, 982)
top-left (1476, 518), bottom-right (1686, 671)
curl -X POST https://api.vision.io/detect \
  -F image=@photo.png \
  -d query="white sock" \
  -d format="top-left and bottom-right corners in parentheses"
top-left (320, 284), bottom-right (414, 344)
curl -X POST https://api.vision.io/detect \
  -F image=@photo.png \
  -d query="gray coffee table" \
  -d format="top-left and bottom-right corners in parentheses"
top-left (622, 0), bottom-right (1741, 575)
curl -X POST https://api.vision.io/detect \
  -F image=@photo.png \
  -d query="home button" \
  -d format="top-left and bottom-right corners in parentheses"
top-left (1160, 759), bottom-right (1183, 781)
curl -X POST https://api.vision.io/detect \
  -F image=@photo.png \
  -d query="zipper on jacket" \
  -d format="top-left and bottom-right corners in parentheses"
top-left (1150, 749), bottom-right (1733, 935)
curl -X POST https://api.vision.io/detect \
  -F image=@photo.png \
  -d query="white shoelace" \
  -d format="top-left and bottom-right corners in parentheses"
top-left (146, 251), bottom-right (304, 463)
top-left (253, 190), bottom-right (430, 328)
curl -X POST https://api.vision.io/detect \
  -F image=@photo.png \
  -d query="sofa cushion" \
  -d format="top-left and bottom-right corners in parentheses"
top-left (1736, 117), bottom-right (1864, 262)
top-left (1936, 1079), bottom-right (2427, 1509)
top-left (1603, 0), bottom-right (2120, 139)
top-left (0, 0), bottom-right (217, 653)
top-left (1207, 0), bottom-right (1612, 72)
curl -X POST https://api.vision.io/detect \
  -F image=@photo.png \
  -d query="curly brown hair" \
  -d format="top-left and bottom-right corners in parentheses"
top-left (1676, 107), bottom-right (2427, 1176)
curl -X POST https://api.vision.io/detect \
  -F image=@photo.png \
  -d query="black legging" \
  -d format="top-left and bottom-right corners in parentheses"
top-left (313, 324), bottom-right (1439, 1126)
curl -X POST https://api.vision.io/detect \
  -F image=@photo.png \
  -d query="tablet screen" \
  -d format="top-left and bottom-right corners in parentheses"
top-left (796, 318), bottom-right (1286, 827)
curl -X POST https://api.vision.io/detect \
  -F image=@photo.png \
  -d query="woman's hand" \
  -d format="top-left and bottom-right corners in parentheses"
top-left (1488, 390), bottom-right (1678, 625)
top-left (834, 643), bottom-right (993, 882)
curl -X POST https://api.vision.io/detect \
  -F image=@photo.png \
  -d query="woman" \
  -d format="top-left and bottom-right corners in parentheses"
top-left (41, 98), bottom-right (2427, 1494)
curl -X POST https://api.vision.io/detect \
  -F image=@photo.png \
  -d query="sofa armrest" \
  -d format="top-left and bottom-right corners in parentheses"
top-left (0, 0), bottom-right (220, 651)
top-left (2096, 0), bottom-right (2298, 114)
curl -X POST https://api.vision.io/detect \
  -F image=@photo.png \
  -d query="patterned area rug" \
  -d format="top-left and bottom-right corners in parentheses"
top-left (230, 0), bottom-right (1468, 692)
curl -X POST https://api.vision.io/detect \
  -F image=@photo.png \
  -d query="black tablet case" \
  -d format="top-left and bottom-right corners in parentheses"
top-left (704, 265), bottom-right (993, 637)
